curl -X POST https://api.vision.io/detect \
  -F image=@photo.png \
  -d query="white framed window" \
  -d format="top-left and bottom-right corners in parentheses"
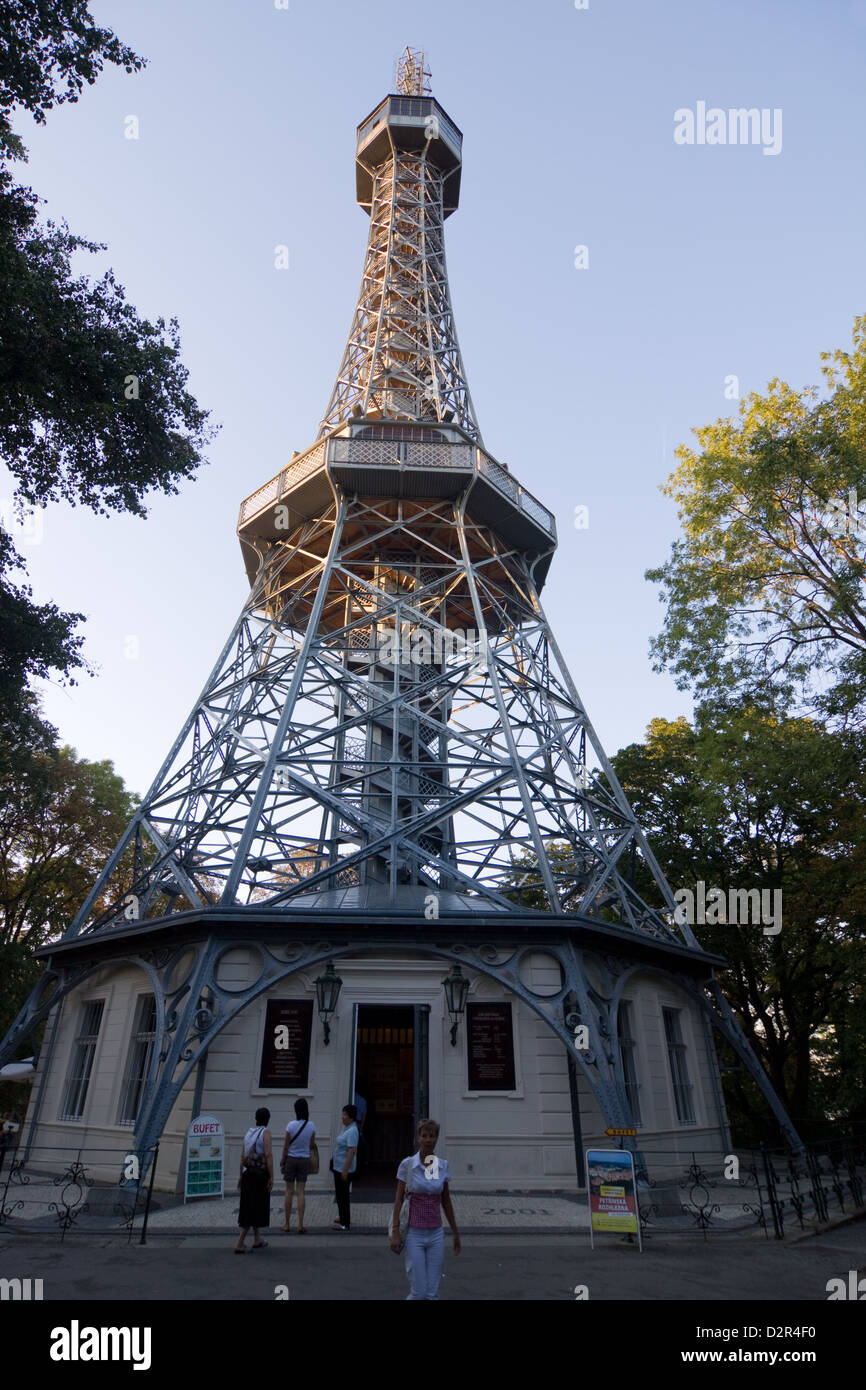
top-left (619, 999), bottom-right (642, 1127)
top-left (117, 994), bottom-right (157, 1125)
top-left (59, 999), bottom-right (105, 1121)
top-left (663, 1006), bottom-right (696, 1125)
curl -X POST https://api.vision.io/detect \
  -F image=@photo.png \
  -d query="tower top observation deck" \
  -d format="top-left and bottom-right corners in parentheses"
top-left (356, 45), bottom-right (462, 215)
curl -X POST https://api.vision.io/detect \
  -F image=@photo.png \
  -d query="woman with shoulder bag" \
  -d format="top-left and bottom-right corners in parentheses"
top-left (280, 1098), bottom-right (317, 1233)
top-left (235, 1107), bottom-right (273, 1253)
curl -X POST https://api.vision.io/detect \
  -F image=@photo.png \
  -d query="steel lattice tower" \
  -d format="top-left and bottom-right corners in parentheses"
top-left (2, 50), bottom-right (802, 1164)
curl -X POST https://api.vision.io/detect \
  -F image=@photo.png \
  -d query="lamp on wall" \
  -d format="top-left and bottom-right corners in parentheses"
top-left (442, 963), bottom-right (469, 1046)
top-left (314, 961), bottom-right (343, 1046)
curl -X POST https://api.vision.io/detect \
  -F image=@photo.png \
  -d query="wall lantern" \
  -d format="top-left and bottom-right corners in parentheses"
top-left (314, 961), bottom-right (343, 1045)
top-left (442, 963), bottom-right (469, 1045)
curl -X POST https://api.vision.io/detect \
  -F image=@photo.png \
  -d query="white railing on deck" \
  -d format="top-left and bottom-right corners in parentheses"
top-left (239, 436), bottom-right (555, 539)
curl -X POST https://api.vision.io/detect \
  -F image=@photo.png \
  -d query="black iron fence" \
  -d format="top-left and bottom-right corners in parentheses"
top-left (632, 1137), bottom-right (866, 1240)
top-left (1, 1132), bottom-right (863, 1244)
top-left (0, 1139), bottom-right (159, 1243)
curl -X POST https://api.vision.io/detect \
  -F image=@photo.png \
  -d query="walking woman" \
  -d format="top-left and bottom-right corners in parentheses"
top-left (235, 1107), bottom-right (273, 1252)
top-left (281, 1098), bottom-right (316, 1233)
top-left (331, 1104), bottom-right (359, 1231)
top-left (390, 1119), bottom-right (461, 1299)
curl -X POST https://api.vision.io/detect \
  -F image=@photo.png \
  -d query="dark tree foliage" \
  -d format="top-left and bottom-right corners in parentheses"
top-left (0, 173), bottom-right (213, 515)
top-left (0, 707), bottom-right (137, 1057)
top-left (0, 2), bottom-right (216, 730)
top-left (0, 0), bottom-right (144, 159)
top-left (0, 717), bottom-right (137, 954)
top-left (610, 702), bottom-right (866, 1135)
top-left (501, 702), bottom-right (866, 1138)
top-left (646, 320), bottom-right (866, 725)
top-left (0, 529), bottom-right (88, 721)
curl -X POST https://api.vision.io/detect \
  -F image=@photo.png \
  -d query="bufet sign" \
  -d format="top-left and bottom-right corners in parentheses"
top-left (185, 1114), bottom-right (224, 1202)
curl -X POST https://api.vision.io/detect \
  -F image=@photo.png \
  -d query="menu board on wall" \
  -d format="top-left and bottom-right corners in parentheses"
top-left (467, 1003), bottom-right (516, 1090)
top-left (259, 1000), bottom-right (313, 1088)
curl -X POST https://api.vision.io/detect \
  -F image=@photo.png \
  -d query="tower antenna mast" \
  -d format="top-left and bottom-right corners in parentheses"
top-left (396, 46), bottom-right (431, 96)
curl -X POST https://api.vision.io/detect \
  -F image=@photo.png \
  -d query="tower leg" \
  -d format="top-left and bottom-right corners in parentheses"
top-left (696, 979), bottom-right (804, 1155)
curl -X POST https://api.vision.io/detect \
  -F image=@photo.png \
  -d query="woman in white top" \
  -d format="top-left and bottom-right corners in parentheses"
top-left (280, 1098), bottom-right (316, 1233)
top-left (390, 1119), bottom-right (460, 1299)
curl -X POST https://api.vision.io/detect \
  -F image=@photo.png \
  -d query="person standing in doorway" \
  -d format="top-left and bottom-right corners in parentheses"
top-left (281, 1098), bottom-right (316, 1233)
top-left (235, 1107), bottom-right (273, 1252)
top-left (390, 1119), bottom-right (461, 1299)
top-left (331, 1104), bottom-right (359, 1230)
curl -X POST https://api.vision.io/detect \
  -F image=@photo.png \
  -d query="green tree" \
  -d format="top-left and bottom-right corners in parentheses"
top-left (0, 531), bottom-right (86, 724)
top-left (610, 704), bottom-right (866, 1135)
top-left (0, 1), bottom-right (144, 160)
top-left (647, 318), bottom-right (866, 723)
top-left (0, 2), bottom-right (216, 731)
top-left (502, 840), bottom-right (585, 911)
top-left (0, 711), bottom-right (138, 1046)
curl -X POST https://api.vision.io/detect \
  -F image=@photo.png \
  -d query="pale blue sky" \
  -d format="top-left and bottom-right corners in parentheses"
top-left (5, 0), bottom-right (865, 797)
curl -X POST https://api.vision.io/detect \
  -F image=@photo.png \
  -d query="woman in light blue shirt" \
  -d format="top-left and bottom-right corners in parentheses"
top-left (331, 1104), bottom-right (359, 1230)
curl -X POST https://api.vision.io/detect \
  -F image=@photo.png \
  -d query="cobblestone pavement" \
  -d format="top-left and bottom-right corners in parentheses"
top-left (142, 1187), bottom-right (589, 1233)
top-left (0, 1177), bottom-right (589, 1233)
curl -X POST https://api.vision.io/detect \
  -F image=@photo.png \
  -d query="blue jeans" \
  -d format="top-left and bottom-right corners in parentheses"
top-left (404, 1225), bottom-right (444, 1300)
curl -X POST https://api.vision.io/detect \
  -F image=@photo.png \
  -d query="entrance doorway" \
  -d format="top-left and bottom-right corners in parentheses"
top-left (353, 1005), bottom-right (427, 1173)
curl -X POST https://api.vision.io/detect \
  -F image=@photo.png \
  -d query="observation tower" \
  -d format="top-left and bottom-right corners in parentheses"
top-left (2, 51), bottom-right (800, 1190)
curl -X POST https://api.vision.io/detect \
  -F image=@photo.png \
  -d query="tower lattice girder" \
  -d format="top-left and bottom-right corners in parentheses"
top-left (57, 489), bottom-right (674, 931)
top-left (321, 88), bottom-right (473, 439)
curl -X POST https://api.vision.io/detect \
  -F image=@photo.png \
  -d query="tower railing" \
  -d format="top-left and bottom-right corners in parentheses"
top-left (330, 436), bottom-right (468, 470)
top-left (237, 435), bottom-right (557, 539)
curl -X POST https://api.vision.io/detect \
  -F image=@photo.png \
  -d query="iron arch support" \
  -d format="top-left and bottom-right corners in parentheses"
top-left (0, 953), bottom-right (159, 1071)
top-left (607, 960), bottom-right (803, 1156)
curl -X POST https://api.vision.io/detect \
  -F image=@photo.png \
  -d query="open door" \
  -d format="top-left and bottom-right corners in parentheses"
top-left (353, 1005), bottom-right (417, 1171)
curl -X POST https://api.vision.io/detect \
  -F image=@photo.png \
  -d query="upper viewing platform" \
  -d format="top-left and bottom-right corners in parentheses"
top-left (237, 419), bottom-right (556, 587)
top-left (355, 95), bottom-right (463, 214)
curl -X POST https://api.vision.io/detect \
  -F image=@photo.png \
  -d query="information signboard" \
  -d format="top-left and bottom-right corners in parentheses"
top-left (467, 1003), bottom-right (516, 1090)
top-left (185, 1114), bottom-right (224, 1201)
top-left (259, 1000), bottom-right (314, 1088)
top-left (585, 1147), bottom-right (642, 1250)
